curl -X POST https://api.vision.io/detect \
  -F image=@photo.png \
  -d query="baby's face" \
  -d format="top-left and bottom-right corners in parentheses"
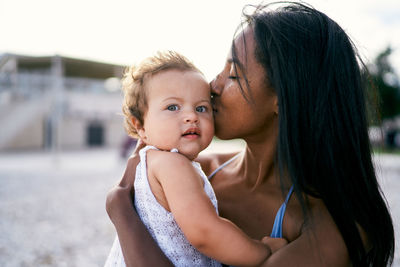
top-left (140, 69), bottom-right (214, 160)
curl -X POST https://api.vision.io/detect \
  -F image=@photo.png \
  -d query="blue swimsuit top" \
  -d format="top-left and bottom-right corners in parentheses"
top-left (208, 154), bottom-right (294, 238)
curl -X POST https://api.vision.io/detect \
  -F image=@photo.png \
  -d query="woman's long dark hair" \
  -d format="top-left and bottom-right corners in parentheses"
top-left (233, 2), bottom-right (394, 266)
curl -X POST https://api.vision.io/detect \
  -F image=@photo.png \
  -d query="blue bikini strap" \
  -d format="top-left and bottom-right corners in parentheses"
top-left (207, 153), bottom-right (240, 180)
top-left (270, 186), bottom-right (294, 238)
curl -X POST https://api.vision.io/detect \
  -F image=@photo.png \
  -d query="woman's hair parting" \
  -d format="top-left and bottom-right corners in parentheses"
top-left (121, 50), bottom-right (202, 137)
top-left (233, 2), bottom-right (394, 266)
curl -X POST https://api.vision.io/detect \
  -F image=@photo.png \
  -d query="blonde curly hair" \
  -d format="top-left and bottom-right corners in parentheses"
top-left (122, 51), bottom-right (203, 137)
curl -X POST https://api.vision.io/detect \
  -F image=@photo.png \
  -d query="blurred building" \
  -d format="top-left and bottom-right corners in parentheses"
top-left (0, 53), bottom-right (128, 151)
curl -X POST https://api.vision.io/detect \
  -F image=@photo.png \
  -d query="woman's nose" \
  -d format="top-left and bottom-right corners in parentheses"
top-left (210, 74), bottom-right (222, 96)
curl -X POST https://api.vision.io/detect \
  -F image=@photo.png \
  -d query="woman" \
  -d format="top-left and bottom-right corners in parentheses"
top-left (106, 2), bottom-right (394, 266)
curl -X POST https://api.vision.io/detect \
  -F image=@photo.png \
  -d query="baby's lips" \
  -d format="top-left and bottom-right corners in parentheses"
top-left (182, 127), bottom-right (200, 136)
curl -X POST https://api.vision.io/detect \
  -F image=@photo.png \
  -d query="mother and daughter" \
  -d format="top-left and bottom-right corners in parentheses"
top-left (105, 2), bottom-right (394, 267)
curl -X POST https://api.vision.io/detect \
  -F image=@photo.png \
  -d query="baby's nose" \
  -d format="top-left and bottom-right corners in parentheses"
top-left (184, 111), bottom-right (199, 123)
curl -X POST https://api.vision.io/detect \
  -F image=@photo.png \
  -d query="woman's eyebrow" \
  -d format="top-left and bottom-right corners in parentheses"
top-left (228, 58), bottom-right (244, 72)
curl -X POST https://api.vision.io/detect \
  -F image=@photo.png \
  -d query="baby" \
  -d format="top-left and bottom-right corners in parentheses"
top-left (105, 51), bottom-right (286, 267)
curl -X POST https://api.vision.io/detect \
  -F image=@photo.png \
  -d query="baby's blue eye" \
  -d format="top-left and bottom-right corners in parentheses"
top-left (167, 105), bottom-right (178, 111)
top-left (196, 106), bottom-right (207, 113)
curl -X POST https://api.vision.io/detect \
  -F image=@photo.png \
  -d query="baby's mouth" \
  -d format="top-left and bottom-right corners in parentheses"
top-left (182, 128), bottom-right (200, 136)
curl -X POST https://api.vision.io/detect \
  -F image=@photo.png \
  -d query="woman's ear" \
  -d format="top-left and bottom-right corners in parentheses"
top-left (131, 117), bottom-right (147, 140)
top-left (273, 96), bottom-right (279, 115)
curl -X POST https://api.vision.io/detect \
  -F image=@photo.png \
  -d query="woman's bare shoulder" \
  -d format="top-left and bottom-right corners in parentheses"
top-left (306, 195), bottom-right (370, 252)
top-left (303, 197), bottom-right (350, 263)
top-left (195, 151), bottom-right (241, 176)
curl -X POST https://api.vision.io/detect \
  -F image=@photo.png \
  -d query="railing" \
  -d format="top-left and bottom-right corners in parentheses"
top-left (0, 72), bottom-right (120, 149)
top-left (0, 73), bottom-right (114, 101)
top-left (64, 76), bottom-right (108, 92)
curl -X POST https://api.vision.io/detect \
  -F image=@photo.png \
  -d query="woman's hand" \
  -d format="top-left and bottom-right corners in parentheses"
top-left (106, 139), bottom-right (145, 224)
top-left (105, 138), bottom-right (173, 267)
top-left (105, 156), bottom-right (140, 225)
top-left (261, 236), bottom-right (288, 254)
top-left (129, 138), bottom-right (146, 159)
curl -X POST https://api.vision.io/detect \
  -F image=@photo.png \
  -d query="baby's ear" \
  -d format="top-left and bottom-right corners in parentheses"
top-left (131, 117), bottom-right (146, 140)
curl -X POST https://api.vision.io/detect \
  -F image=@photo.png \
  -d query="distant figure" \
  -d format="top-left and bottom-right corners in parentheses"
top-left (119, 136), bottom-right (137, 158)
top-left (386, 128), bottom-right (399, 149)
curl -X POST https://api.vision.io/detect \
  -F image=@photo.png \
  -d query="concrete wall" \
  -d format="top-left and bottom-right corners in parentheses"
top-left (3, 112), bottom-right (127, 151)
top-left (59, 117), bottom-right (86, 149)
top-left (4, 115), bottom-right (45, 150)
top-left (58, 115), bottom-right (126, 149)
top-left (104, 115), bottom-right (126, 147)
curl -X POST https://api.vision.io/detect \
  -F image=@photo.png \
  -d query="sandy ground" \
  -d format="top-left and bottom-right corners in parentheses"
top-left (0, 140), bottom-right (399, 267)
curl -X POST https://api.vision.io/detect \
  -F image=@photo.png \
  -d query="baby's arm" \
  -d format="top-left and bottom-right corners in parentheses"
top-left (150, 151), bottom-right (283, 267)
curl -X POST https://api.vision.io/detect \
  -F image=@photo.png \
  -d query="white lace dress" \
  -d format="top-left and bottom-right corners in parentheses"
top-left (104, 146), bottom-right (221, 267)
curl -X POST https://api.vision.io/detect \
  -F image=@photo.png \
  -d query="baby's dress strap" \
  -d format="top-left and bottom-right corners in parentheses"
top-left (139, 145), bottom-right (178, 155)
top-left (139, 145), bottom-right (158, 156)
top-left (139, 145), bottom-right (179, 160)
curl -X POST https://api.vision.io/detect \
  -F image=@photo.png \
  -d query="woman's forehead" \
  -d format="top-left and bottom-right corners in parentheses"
top-left (231, 27), bottom-right (256, 69)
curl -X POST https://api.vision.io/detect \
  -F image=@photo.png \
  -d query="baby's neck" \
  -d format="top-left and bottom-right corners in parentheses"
top-left (144, 144), bottom-right (198, 161)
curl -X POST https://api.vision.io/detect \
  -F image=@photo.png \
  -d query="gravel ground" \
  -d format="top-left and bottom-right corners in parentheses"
top-left (0, 142), bottom-right (399, 267)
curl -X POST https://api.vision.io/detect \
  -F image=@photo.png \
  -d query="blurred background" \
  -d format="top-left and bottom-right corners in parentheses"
top-left (0, 0), bottom-right (399, 266)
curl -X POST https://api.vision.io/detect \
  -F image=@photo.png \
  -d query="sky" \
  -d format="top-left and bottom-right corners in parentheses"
top-left (1, 0), bottom-right (400, 81)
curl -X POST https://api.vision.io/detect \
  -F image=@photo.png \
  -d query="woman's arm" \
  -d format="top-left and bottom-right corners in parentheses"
top-left (106, 156), bottom-right (173, 267)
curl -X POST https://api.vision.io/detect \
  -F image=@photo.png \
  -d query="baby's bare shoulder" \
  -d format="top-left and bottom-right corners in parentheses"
top-left (147, 150), bottom-right (201, 186)
top-left (147, 150), bottom-right (191, 169)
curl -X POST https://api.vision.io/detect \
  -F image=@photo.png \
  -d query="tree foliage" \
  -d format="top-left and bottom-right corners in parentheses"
top-left (366, 47), bottom-right (400, 123)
